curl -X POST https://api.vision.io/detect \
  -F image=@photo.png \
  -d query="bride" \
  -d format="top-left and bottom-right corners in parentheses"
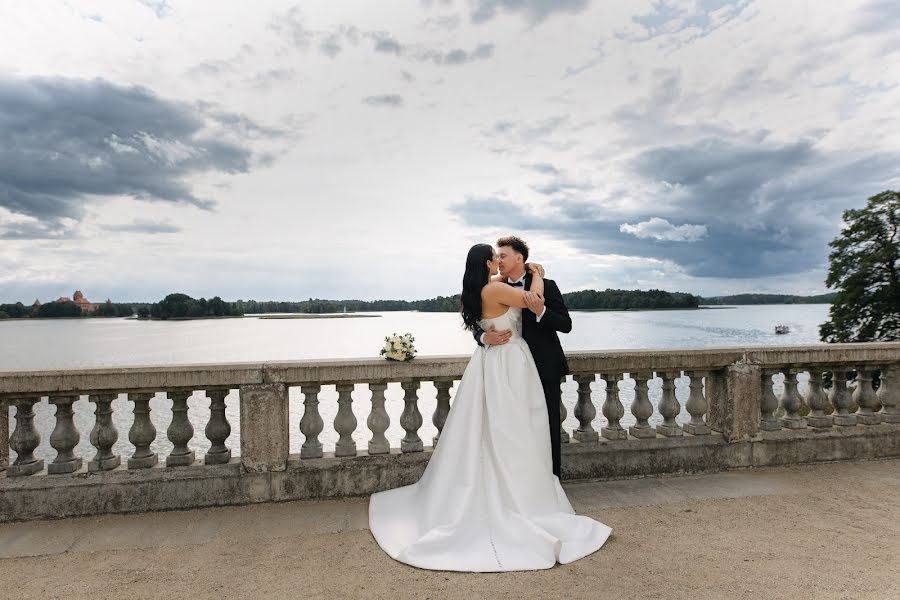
top-left (368, 243), bottom-right (612, 572)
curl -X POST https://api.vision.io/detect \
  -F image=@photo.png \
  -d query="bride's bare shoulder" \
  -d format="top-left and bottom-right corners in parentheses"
top-left (481, 280), bottom-right (509, 298)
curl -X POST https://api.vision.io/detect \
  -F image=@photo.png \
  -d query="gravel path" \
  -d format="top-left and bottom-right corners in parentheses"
top-left (1, 459), bottom-right (897, 600)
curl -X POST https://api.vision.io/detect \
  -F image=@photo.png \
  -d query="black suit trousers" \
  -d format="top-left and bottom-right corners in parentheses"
top-left (541, 374), bottom-right (562, 479)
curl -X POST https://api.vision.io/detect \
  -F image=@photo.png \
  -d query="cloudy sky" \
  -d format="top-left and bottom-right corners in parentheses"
top-left (1, 0), bottom-right (898, 303)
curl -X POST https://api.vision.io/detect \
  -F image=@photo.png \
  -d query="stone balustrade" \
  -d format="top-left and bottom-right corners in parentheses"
top-left (1, 343), bottom-right (899, 523)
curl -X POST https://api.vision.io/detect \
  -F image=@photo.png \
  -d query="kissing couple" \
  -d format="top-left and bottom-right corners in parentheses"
top-left (369, 235), bottom-right (612, 572)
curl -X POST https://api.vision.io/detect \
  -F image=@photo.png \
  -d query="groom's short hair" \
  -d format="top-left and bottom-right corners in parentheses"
top-left (497, 235), bottom-right (529, 261)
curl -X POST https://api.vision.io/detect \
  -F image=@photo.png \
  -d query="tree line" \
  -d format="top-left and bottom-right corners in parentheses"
top-left (700, 293), bottom-right (838, 305)
top-left (0, 301), bottom-right (134, 319)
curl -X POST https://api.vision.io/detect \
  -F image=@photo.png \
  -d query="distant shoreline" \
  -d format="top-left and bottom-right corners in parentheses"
top-left (257, 314), bottom-right (381, 320)
top-left (572, 305), bottom-right (738, 312)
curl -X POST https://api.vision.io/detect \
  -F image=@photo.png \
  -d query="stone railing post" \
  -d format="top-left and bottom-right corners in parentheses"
top-left (758, 369), bottom-right (782, 431)
top-left (805, 369), bottom-right (833, 428)
top-left (88, 393), bottom-right (121, 472)
top-left (779, 369), bottom-right (806, 429)
top-left (684, 371), bottom-right (711, 435)
top-left (601, 373), bottom-right (627, 440)
top-left (853, 368), bottom-right (881, 425)
top-left (1, 399), bottom-right (10, 472)
top-left (629, 372), bottom-right (655, 438)
top-left (559, 378), bottom-right (570, 444)
top-left (334, 383), bottom-right (357, 457)
top-left (128, 392), bottom-right (158, 469)
top-left (878, 364), bottom-right (900, 423)
top-left (300, 384), bottom-right (324, 458)
top-left (8, 397), bottom-right (43, 476)
top-left (400, 380), bottom-right (423, 453)
top-left (830, 370), bottom-right (856, 426)
top-left (48, 395), bottom-right (82, 474)
top-left (239, 383), bottom-right (289, 472)
top-left (367, 381), bottom-right (390, 454)
top-left (205, 390), bottom-right (232, 465)
top-left (166, 391), bottom-right (194, 467)
top-left (719, 362), bottom-right (761, 441)
top-left (656, 371), bottom-right (683, 437)
top-left (573, 375), bottom-right (598, 442)
top-left (705, 369), bottom-right (727, 434)
top-left (432, 380), bottom-right (453, 446)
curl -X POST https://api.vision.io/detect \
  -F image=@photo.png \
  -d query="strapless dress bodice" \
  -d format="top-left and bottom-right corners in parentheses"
top-left (478, 306), bottom-right (523, 338)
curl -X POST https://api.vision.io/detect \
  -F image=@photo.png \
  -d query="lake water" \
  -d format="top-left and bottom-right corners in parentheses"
top-left (2, 304), bottom-right (830, 463)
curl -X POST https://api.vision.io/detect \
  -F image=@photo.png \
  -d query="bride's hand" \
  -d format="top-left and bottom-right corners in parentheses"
top-left (526, 262), bottom-right (545, 278)
top-left (524, 291), bottom-right (545, 315)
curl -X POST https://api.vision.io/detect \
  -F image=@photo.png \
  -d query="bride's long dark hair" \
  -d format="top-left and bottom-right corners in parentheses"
top-left (460, 243), bottom-right (494, 332)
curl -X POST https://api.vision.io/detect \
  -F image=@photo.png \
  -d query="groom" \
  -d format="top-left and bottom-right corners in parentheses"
top-left (474, 235), bottom-right (572, 479)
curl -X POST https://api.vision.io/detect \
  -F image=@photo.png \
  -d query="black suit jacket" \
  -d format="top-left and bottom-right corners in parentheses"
top-left (474, 274), bottom-right (572, 381)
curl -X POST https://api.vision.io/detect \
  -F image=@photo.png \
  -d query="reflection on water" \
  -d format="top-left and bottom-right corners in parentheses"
top-left (2, 304), bottom-right (829, 461)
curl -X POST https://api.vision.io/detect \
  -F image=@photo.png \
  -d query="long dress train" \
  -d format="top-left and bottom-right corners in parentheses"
top-left (368, 307), bottom-right (612, 572)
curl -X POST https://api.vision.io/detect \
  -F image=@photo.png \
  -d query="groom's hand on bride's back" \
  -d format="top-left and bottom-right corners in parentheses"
top-left (483, 325), bottom-right (512, 346)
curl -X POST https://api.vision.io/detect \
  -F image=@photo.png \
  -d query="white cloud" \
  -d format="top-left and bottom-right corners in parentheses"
top-left (620, 217), bottom-right (708, 242)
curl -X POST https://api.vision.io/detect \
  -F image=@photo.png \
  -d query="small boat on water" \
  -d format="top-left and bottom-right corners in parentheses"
top-left (775, 324), bottom-right (790, 334)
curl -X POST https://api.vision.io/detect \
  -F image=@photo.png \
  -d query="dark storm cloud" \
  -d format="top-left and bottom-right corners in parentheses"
top-left (451, 137), bottom-right (900, 279)
top-left (0, 221), bottom-right (78, 240)
top-left (100, 220), bottom-right (182, 234)
top-left (363, 94), bottom-right (404, 107)
top-left (469, 0), bottom-right (591, 25)
top-left (0, 77), bottom-right (267, 230)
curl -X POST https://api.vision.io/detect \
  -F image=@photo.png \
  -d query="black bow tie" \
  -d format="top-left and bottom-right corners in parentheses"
top-left (508, 281), bottom-right (524, 287)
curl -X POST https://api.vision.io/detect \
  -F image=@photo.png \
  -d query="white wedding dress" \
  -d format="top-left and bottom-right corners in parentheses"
top-left (369, 306), bottom-right (612, 572)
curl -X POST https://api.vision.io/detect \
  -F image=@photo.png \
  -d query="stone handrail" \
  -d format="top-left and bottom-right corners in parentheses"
top-left (1, 342), bottom-right (899, 522)
top-left (2, 342), bottom-right (898, 395)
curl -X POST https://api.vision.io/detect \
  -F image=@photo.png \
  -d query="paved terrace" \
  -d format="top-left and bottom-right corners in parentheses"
top-left (1, 458), bottom-right (897, 600)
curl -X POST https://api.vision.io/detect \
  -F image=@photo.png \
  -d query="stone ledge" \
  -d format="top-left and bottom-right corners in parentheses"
top-left (3, 342), bottom-right (898, 396)
top-left (2, 424), bottom-right (897, 523)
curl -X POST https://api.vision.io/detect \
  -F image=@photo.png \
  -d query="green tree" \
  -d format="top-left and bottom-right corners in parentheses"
top-left (37, 301), bottom-right (82, 318)
top-left (820, 190), bottom-right (900, 343)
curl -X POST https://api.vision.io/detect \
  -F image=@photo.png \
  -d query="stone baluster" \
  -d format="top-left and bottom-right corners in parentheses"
top-left (759, 369), bottom-right (782, 431)
top-left (601, 373), bottom-right (627, 440)
top-left (684, 371), bottom-right (711, 435)
top-left (433, 380), bottom-right (453, 446)
top-left (300, 384), bottom-right (324, 458)
top-left (400, 380), bottom-right (423, 452)
top-left (334, 383), bottom-right (357, 457)
top-left (128, 392), bottom-right (158, 469)
top-left (8, 396), bottom-right (44, 476)
top-left (805, 369), bottom-right (832, 428)
top-left (205, 389), bottom-right (232, 464)
top-left (779, 369), bottom-right (806, 429)
top-left (367, 381), bottom-right (390, 454)
top-left (48, 395), bottom-right (82, 474)
top-left (877, 364), bottom-right (900, 423)
top-left (829, 369), bottom-right (856, 426)
top-left (629, 372), bottom-right (655, 438)
top-left (0, 399), bottom-right (8, 472)
top-left (88, 393), bottom-right (121, 471)
top-left (656, 372), bottom-right (683, 437)
top-left (853, 367), bottom-right (881, 425)
top-left (572, 375), bottom-right (598, 442)
top-left (166, 390), bottom-right (195, 467)
top-left (560, 378), bottom-right (570, 443)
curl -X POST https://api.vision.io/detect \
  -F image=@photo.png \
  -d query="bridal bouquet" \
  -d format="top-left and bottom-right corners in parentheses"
top-left (380, 332), bottom-right (416, 362)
